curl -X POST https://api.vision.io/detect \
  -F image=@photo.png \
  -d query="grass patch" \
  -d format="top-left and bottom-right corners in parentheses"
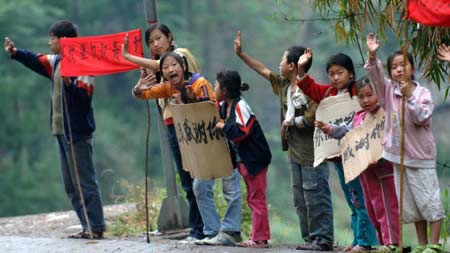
top-left (108, 179), bottom-right (164, 237)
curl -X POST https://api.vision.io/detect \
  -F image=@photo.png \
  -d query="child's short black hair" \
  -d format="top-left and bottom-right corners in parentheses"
top-left (327, 53), bottom-right (356, 97)
top-left (48, 20), bottom-right (78, 38)
top-left (286, 46), bottom-right (312, 73)
top-left (326, 53), bottom-right (355, 78)
top-left (216, 70), bottom-right (249, 99)
top-left (355, 75), bottom-right (373, 92)
top-left (159, 51), bottom-right (190, 80)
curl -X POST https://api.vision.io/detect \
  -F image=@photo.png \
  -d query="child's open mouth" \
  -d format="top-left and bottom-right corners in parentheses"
top-left (169, 73), bottom-right (178, 81)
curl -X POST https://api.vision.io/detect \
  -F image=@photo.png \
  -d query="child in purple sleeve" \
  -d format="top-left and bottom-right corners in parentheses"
top-left (365, 33), bottom-right (445, 253)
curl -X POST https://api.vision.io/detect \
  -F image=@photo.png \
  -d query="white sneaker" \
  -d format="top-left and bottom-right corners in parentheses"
top-left (203, 231), bottom-right (238, 246)
top-left (178, 236), bottom-right (197, 244)
top-left (194, 235), bottom-right (216, 245)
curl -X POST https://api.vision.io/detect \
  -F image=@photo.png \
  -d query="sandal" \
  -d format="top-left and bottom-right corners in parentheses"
top-left (350, 245), bottom-right (373, 253)
top-left (412, 245), bottom-right (427, 253)
top-left (68, 231), bottom-right (85, 239)
top-left (238, 239), bottom-right (269, 248)
top-left (377, 245), bottom-right (399, 253)
top-left (423, 244), bottom-right (443, 253)
top-left (344, 246), bottom-right (355, 252)
top-left (68, 231), bottom-right (104, 239)
top-left (295, 243), bottom-right (311, 250)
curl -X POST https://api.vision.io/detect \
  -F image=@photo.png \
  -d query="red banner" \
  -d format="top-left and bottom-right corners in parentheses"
top-left (406, 0), bottom-right (450, 27)
top-left (60, 28), bottom-right (143, 76)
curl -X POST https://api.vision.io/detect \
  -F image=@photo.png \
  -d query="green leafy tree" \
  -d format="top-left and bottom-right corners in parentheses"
top-left (310, 0), bottom-right (450, 98)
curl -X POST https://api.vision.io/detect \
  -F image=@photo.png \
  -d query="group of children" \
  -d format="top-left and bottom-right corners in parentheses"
top-left (4, 20), bottom-right (447, 252)
top-left (127, 23), bottom-right (446, 253)
top-left (126, 23), bottom-right (272, 248)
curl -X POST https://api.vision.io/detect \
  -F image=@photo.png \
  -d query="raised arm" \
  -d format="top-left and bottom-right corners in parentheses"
top-left (297, 48), bottom-right (312, 79)
top-left (6, 37), bottom-right (53, 79)
top-left (364, 33), bottom-right (387, 107)
top-left (122, 33), bottom-right (159, 71)
top-left (234, 31), bottom-right (271, 80)
top-left (4, 37), bottom-right (17, 56)
top-left (294, 48), bottom-right (331, 103)
top-left (366, 33), bottom-right (381, 60)
top-left (132, 68), bottom-right (163, 98)
top-left (437, 44), bottom-right (450, 62)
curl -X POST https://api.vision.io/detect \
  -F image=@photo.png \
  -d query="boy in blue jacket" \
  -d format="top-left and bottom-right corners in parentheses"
top-left (4, 20), bottom-right (105, 239)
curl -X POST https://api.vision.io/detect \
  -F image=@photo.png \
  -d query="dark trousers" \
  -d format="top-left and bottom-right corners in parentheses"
top-left (56, 135), bottom-right (105, 233)
top-left (290, 160), bottom-right (334, 244)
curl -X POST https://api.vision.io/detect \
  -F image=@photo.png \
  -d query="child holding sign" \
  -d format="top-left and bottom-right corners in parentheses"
top-left (297, 49), bottom-right (378, 253)
top-left (215, 70), bottom-right (272, 248)
top-left (134, 52), bottom-right (244, 246)
top-left (366, 33), bottom-right (444, 253)
top-left (125, 24), bottom-right (204, 241)
top-left (316, 77), bottom-right (399, 253)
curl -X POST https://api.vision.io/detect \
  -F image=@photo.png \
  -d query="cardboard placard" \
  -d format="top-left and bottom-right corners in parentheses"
top-left (340, 108), bottom-right (385, 183)
top-left (313, 93), bottom-right (360, 167)
top-left (171, 101), bottom-right (233, 179)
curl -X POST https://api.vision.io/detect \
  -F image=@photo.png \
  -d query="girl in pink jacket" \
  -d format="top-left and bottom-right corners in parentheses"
top-left (365, 33), bottom-right (445, 253)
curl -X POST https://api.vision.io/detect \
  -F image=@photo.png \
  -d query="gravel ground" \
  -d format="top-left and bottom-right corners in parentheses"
top-left (0, 204), bottom-right (325, 253)
top-left (0, 204), bottom-right (134, 239)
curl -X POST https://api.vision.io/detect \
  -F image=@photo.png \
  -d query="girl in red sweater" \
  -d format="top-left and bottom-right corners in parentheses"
top-left (296, 49), bottom-right (378, 253)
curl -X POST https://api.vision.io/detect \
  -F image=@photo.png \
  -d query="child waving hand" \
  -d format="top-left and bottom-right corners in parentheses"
top-left (365, 33), bottom-right (445, 253)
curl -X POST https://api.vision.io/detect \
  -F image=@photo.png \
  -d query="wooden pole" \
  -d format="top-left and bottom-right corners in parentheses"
top-left (398, 13), bottom-right (410, 253)
top-left (143, 0), bottom-right (157, 244)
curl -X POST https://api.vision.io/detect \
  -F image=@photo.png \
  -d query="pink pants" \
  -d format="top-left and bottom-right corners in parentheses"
top-left (359, 161), bottom-right (399, 245)
top-left (238, 163), bottom-right (270, 241)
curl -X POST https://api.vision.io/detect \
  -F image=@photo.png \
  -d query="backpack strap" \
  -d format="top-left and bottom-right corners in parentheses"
top-left (188, 73), bottom-right (202, 86)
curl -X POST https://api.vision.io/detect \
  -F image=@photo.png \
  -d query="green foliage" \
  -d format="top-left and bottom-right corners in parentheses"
top-left (409, 26), bottom-right (450, 89)
top-left (108, 177), bottom-right (252, 239)
top-left (442, 188), bottom-right (449, 246)
top-left (311, 0), bottom-right (450, 93)
top-left (0, 0), bottom-right (74, 217)
top-left (108, 179), bottom-right (164, 237)
top-left (0, 0), bottom-right (165, 217)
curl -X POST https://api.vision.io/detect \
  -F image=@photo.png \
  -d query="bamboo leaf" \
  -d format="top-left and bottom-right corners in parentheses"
top-left (445, 86), bottom-right (449, 102)
top-left (310, 0), bottom-right (449, 89)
